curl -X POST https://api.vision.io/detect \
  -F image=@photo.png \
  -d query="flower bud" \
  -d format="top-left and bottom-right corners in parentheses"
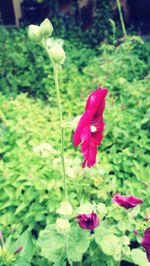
top-left (49, 45), bottom-right (65, 64)
top-left (55, 218), bottom-right (70, 235)
top-left (40, 18), bottom-right (53, 38)
top-left (28, 25), bottom-right (41, 42)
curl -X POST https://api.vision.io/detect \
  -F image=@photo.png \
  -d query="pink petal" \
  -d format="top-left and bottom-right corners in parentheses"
top-left (73, 110), bottom-right (93, 146)
top-left (86, 88), bottom-right (108, 114)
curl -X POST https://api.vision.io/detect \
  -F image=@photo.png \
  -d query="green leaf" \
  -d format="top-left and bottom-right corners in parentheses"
top-left (131, 249), bottom-right (150, 266)
top-left (76, 203), bottom-right (95, 215)
top-left (15, 256), bottom-right (31, 266)
top-left (14, 202), bottom-right (27, 216)
top-left (38, 225), bottom-right (65, 263)
top-left (33, 143), bottom-right (59, 157)
top-left (98, 234), bottom-right (122, 261)
top-left (10, 230), bottom-right (34, 263)
top-left (38, 224), bottom-right (90, 263)
top-left (97, 203), bottom-right (107, 219)
top-left (67, 226), bottom-right (90, 262)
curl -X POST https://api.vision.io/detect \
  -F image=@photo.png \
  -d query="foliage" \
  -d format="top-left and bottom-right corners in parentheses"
top-left (0, 27), bottom-right (149, 101)
top-left (0, 25), bottom-right (149, 265)
top-left (0, 230), bottom-right (34, 266)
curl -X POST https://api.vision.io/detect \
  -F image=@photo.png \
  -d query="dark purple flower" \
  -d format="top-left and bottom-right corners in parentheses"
top-left (77, 213), bottom-right (100, 230)
top-left (112, 193), bottom-right (143, 209)
top-left (142, 228), bottom-right (150, 262)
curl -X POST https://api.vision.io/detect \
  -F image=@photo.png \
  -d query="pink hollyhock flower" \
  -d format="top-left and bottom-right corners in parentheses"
top-left (73, 88), bottom-right (108, 168)
top-left (112, 194), bottom-right (143, 209)
top-left (77, 213), bottom-right (100, 230)
top-left (142, 228), bottom-right (150, 262)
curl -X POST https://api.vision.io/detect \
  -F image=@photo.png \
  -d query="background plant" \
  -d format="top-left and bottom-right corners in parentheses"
top-left (0, 13), bottom-right (149, 265)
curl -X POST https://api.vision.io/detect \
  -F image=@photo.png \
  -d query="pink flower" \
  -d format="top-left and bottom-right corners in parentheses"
top-left (142, 228), bottom-right (150, 262)
top-left (77, 213), bottom-right (100, 230)
top-left (112, 194), bottom-right (144, 209)
top-left (73, 88), bottom-right (108, 168)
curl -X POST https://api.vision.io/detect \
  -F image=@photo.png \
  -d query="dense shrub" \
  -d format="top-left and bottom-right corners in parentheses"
top-left (0, 27), bottom-right (149, 100)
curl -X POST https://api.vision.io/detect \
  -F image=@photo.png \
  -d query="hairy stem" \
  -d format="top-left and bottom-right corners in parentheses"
top-left (116, 0), bottom-right (127, 38)
top-left (53, 64), bottom-right (68, 200)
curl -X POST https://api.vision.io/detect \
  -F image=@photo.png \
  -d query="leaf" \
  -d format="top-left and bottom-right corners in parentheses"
top-left (10, 230), bottom-right (34, 263)
top-left (62, 115), bottom-right (81, 130)
top-left (95, 222), bottom-right (115, 244)
top-left (33, 143), bottom-right (59, 157)
top-left (67, 226), bottom-right (90, 262)
top-left (99, 234), bottom-right (122, 260)
top-left (97, 203), bottom-right (107, 219)
top-left (56, 201), bottom-right (73, 216)
top-left (38, 225), bottom-right (65, 263)
top-left (15, 256), bottom-right (31, 266)
top-left (76, 203), bottom-right (95, 215)
top-left (38, 224), bottom-right (90, 263)
top-left (14, 202), bottom-right (27, 215)
top-left (131, 249), bottom-right (150, 266)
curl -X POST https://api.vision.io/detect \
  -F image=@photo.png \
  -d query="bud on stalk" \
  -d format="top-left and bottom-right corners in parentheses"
top-left (28, 25), bottom-right (41, 42)
top-left (40, 18), bottom-right (53, 38)
top-left (49, 45), bottom-right (65, 64)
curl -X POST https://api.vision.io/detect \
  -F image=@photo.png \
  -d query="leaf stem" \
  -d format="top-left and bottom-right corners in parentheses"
top-left (116, 0), bottom-right (127, 38)
top-left (53, 64), bottom-right (68, 200)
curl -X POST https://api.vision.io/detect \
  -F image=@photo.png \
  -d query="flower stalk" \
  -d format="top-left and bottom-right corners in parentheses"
top-left (29, 18), bottom-right (68, 201)
top-left (116, 0), bottom-right (127, 38)
top-left (53, 64), bottom-right (68, 200)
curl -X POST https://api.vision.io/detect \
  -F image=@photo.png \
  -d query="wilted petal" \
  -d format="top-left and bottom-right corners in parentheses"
top-left (77, 213), bottom-right (100, 230)
top-left (112, 194), bottom-right (143, 209)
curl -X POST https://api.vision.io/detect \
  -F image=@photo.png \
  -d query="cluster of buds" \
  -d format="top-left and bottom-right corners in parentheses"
top-left (28, 18), bottom-right (65, 64)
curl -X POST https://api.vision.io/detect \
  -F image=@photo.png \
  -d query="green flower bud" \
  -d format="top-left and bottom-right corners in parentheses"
top-left (49, 45), bottom-right (65, 64)
top-left (40, 18), bottom-right (53, 38)
top-left (28, 25), bottom-right (41, 42)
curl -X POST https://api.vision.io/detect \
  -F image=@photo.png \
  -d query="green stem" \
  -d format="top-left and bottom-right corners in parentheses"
top-left (53, 64), bottom-right (68, 200)
top-left (116, 0), bottom-right (127, 38)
